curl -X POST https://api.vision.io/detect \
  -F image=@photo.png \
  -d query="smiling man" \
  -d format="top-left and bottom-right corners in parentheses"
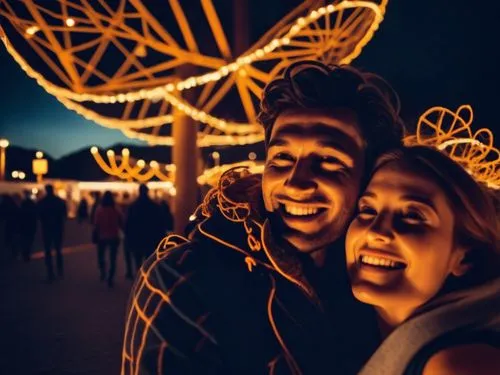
top-left (262, 107), bottom-right (366, 266)
top-left (122, 61), bottom-right (404, 375)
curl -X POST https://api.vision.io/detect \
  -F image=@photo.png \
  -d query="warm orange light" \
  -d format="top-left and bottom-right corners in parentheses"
top-left (36, 151), bottom-right (43, 159)
top-left (65, 18), bottom-right (75, 27)
top-left (32, 158), bottom-right (48, 175)
top-left (18, 171), bottom-right (26, 180)
top-left (25, 25), bottom-right (39, 36)
top-left (0, 139), bottom-right (9, 148)
top-left (11, 170), bottom-right (18, 178)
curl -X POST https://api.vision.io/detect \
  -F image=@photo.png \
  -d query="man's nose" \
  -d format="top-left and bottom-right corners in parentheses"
top-left (366, 212), bottom-right (394, 245)
top-left (284, 157), bottom-right (317, 196)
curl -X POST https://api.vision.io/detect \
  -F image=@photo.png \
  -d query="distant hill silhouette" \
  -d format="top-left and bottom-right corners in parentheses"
top-left (4, 142), bottom-right (265, 181)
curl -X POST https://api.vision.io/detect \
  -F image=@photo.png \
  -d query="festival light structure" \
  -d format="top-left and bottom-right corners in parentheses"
top-left (0, 0), bottom-right (389, 230)
top-left (91, 146), bottom-right (263, 186)
top-left (0, 0), bottom-right (388, 147)
top-left (90, 146), bottom-right (175, 183)
top-left (404, 105), bottom-right (499, 190)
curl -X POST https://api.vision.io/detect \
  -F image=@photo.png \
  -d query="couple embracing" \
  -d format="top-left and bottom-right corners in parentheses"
top-left (122, 61), bottom-right (499, 374)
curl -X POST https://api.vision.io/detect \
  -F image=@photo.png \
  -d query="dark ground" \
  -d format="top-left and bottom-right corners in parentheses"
top-left (0, 221), bottom-right (133, 375)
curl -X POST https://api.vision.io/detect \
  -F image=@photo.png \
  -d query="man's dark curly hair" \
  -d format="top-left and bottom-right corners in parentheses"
top-left (257, 60), bottom-right (405, 169)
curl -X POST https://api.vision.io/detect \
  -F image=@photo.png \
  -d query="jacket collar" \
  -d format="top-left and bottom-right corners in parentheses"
top-left (192, 173), bottom-right (318, 300)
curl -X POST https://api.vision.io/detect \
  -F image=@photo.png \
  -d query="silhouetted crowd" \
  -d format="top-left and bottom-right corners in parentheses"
top-left (0, 183), bottom-right (173, 287)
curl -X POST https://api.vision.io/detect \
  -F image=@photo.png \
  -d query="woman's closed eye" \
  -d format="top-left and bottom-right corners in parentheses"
top-left (271, 152), bottom-right (295, 167)
top-left (357, 204), bottom-right (377, 220)
top-left (400, 209), bottom-right (427, 225)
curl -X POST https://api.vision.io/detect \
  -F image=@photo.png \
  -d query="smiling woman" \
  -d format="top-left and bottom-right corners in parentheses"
top-left (347, 145), bottom-right (500, 375)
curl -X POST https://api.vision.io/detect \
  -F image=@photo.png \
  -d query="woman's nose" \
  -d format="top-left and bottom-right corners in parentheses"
top-left (366, 212), bottom-right (394, 245)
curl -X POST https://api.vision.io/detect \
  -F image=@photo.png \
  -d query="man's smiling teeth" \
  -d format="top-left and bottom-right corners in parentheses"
top-left (284, 205), bottom-right (319, 216)
top-left (360, 255), bottom-right (402, 269)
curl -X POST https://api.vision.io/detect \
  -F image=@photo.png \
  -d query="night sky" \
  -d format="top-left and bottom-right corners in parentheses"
top-left (0, 0), bottom-right (498, 159)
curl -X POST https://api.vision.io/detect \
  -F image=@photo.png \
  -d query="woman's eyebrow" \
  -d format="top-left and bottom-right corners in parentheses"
top-left (400, 194), bottom-right (437, 211)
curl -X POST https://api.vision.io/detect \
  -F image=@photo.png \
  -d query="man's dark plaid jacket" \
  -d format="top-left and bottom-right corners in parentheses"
top-left (121, 173), bottom-right (380, 374)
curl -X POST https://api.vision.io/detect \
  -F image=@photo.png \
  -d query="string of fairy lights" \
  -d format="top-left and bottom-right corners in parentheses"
top-left (90, 146), bottom-right (264, 189)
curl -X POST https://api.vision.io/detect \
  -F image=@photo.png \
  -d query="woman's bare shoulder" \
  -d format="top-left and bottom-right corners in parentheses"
top-left (422, 343), bottom-right (500, 375)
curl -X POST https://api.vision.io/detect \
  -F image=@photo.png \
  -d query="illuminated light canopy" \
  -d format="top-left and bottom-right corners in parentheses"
top-left (36, 151), bottom-right (43, 159)
top-left (404, 105), bottom-right (499, 190)
top-left (11, 170), bottom-right (18, 178)
top-left (0, 0), bottom-right (388, 147)
top-left (0, 138), bottom-right (9, 148)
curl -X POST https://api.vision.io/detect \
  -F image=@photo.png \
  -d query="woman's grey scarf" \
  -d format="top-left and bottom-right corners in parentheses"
top-left (359, 277), bottom-right (500, 374)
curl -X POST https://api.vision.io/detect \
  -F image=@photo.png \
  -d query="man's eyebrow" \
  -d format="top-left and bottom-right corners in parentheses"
top-left (268, 137), bottom-right (289, 148)
top-left (360, 191), bottom-right (376, 199)
top-left (317, 140), bottom-right (355, 165)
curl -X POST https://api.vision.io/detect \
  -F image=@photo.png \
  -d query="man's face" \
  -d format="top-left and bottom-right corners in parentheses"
top-left (262, 107), bottom-right (366, 254)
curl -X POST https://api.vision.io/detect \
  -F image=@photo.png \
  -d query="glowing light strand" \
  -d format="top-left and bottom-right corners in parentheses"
top-left (404, 105), bottom-right (499, 190)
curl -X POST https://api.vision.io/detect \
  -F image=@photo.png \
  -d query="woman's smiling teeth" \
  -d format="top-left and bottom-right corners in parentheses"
top-left (360, 255), bottom-right (405, 270)
top-left (283, 204), bottom-right (319, 216)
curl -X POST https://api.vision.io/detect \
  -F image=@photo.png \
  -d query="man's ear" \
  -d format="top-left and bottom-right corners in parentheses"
top-left (450, 247), bottom-right (471, 277)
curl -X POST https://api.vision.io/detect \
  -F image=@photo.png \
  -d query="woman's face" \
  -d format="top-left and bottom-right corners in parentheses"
top-left (345, 159), bottom-right (467, 322)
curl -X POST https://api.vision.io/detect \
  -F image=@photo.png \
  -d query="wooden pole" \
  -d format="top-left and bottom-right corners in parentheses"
top-left (172, 64), bottom-right (199, 234)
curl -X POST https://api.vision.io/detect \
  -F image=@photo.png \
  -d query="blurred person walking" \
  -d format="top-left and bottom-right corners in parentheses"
top-left (76, 197), bottom-right (89, 223)
top-left (90, 191), bottom-right (101, 224)
top-left (119, 192), bottom-right (134, 279)
top-left (124, 184), bottom-right (167, 271)
top-left (38, 185), bottom-right (67, 282)
top-left (0, 194), bottom-right (20, 262)
top-left (19, 190), bottom-right (37, 262)
top-left (93, 191), bottom-right (123, 287)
